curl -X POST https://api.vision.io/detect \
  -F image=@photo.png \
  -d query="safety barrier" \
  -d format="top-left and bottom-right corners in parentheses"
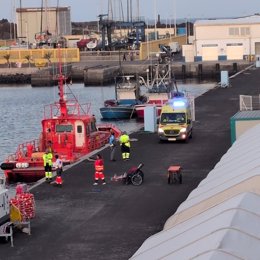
top-left (0, 222), bottom-right (13, 247)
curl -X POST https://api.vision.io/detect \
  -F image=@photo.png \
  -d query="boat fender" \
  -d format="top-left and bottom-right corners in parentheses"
top-left (0, 162), bottom-right (15, 170)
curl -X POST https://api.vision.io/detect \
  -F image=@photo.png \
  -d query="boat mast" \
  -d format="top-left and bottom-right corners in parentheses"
top-left (58, 46), bottom-right (68, 117)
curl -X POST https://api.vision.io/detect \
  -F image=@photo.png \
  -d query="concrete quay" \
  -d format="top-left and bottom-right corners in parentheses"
top-left (1, 65), bottom-right (260, 259)
top-left (0, 59), bottom-right (252, 86)
top-left (73, 60), bottom-right (252, 86)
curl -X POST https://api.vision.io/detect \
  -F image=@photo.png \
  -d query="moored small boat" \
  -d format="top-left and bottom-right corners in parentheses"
top-left (100, 74), bottom-right (143, 120)
top-left (136, 61), bottom-right (184, 120)
top-left (100, 105), bottom-right (136, 119)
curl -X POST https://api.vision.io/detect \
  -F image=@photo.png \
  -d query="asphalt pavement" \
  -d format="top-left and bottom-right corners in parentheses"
top-left (1, 65), bottom-right (259, 260)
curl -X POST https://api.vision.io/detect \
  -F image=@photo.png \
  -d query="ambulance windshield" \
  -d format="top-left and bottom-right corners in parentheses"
top-left (160, 113), bottom-right (186, 124)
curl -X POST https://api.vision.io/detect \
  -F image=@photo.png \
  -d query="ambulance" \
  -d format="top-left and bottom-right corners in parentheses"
top-left (158, 97), bottom-right (193, 142)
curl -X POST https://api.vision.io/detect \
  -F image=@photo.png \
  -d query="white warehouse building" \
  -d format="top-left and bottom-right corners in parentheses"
top-left (193, 14), bottom-right (260, 61)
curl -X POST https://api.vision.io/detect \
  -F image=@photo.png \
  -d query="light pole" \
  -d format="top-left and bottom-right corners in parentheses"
top-left (146, 68), bottom-right (149, 87)
top-left (25, 21), bottom-right (29, 49)
top-left (146, 18), bottom-right (150, 60)
top-left (186, 17), bottom-right (188, 44)
top-left (154, 0), bottom-right (157, 40)
top-left (174, 0), bottom-right (177, 36)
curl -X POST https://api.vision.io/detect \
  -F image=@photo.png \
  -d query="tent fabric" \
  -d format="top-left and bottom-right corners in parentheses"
top-left (131, 124), bottom-right (260, 260)
top-left (165, 124), bottom-right (260, 227)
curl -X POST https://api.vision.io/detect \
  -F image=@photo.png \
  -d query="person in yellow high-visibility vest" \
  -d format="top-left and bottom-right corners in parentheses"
top-left (119, 131), bottom-right (131, 160)
top-left (43, 150), bottom-right (53, 182)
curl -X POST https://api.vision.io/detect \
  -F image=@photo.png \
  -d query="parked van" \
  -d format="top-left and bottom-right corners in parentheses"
top-left (158, 98), bottom-right (193, 142)
top-left (169, 42), bottom-right (181, 53)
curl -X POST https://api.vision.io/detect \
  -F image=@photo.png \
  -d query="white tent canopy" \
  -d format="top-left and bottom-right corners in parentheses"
top-left (131, 124), bottom-right (260, 260)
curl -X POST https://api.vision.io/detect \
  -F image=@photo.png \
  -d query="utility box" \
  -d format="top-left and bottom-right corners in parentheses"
top-left (230, 110), bottom-right (260, 144)
top-left (220, 71), bottom-right (229, 88)
top-left (144, 106), bottom-right (157, 132)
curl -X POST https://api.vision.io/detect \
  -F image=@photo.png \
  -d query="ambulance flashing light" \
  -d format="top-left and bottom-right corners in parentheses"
top-left (168, 98), bottom-right (187, 109)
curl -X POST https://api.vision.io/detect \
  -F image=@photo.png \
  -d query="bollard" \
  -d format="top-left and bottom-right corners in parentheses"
top-left (182, 64), bottom-right (186, 79)
top-left (215, 63), bottom-right (220, 80)
top-left (233, 63), bottom-right (238, 73)
top-left (198, 64), bottom-right (203, 79)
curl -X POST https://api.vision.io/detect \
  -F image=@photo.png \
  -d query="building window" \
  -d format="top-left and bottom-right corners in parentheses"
top-left (240, 27), bottom-right (250, 36)
top-left (77, 125), bottom-right (82, 133)
top-left (202, 44), bottom-right (218, 47)
top-left (229, 27), bottom-right (239, 36)
top-left (56, 124), bottom-right (73, 132)
top-left (226, 43), bottom-right (243, 46)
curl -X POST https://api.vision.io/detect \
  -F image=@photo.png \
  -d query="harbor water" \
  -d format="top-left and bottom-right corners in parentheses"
top-left (0, 80), bottom-right (216, 176)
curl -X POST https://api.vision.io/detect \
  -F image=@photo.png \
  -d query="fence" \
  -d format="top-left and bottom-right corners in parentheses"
top-left (240, 95), bottom-right (260, 111)
top-left (0, 48), bottom-right (80, 66)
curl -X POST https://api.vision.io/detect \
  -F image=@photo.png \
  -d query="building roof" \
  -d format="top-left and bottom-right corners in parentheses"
top-left (231, 110), bottom-right (260, 119)
top-left (16, 7), bottom-right (70, 13)
top-left (131, 123), bottom-right (260, 260)
top-left (194, 14), bottom-right (260, 26)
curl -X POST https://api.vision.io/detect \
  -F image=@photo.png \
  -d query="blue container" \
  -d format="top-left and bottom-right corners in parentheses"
top-left (177, 27), bottom-right (186, 35)
top-left (218, 55), bottom-right (227, 61)
top-left (194, 56), bottom-right (202, 62)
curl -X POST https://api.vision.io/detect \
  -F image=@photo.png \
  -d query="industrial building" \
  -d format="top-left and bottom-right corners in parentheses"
top-left (16, 6), bottom-right (71, 45)
top-left (193, 14), bottom-right (260, 61)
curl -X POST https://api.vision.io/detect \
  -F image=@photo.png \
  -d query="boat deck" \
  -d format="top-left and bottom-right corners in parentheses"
top-left (2, 66), bottom-right (259, 259)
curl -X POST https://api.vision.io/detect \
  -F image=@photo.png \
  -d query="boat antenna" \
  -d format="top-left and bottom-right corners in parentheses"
top-left (169, 61), bottom-right (179, 93)
top-left (58, 44), bottom-right (68, 117)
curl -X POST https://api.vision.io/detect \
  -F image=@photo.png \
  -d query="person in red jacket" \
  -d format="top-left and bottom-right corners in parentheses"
top-left (93, 154), bottom-right (106, 185)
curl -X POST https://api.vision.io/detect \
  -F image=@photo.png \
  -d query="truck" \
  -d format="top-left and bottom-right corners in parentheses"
top-left (158, 97), bottom-right (193, 142)
top-left (0, 178), bottom-right (10, 226)
top-left (168, 42), bottom-right (181, 53)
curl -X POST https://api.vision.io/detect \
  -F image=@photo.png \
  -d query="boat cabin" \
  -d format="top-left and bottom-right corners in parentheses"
top-left (116, 75), bottom-right (141, 105)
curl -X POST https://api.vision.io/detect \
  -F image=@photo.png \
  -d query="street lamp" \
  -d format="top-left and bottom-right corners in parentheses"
top-left (146, 68), bottom-right (149, 87)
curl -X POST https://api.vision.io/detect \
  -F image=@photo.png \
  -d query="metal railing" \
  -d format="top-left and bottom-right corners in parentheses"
top-left (240, 95), bottom-right (260, 111)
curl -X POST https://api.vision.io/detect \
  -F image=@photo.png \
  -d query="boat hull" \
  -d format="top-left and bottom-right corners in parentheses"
top-left (5, 167), bottom-right (47, 183)
top-left (100, 106), bottom-right (136, 119)
top-left (135, 104), bottom-right (162, 119)
top-left (2, 126), bottom-right (121, 183)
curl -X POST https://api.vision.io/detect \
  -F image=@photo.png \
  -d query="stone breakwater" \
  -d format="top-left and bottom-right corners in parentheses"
top-left (0, 68), bottom-right (38, 85)
top-left (0, 73), bottom-right (31, 84)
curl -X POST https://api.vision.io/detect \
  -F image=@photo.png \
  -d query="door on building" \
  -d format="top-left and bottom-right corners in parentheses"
top-left (202, 47), bottom-right (218, 61)
top-left (255, 42), bottom-right (260, 55)
top-left (226, 46), bottom-right (243, 60)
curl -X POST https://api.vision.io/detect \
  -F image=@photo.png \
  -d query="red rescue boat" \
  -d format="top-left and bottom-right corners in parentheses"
top-left (1, 46), bottom-right (121, 183)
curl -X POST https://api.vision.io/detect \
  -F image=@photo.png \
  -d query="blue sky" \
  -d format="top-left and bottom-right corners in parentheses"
top-left (0, 0), bottom-right (259, 22)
